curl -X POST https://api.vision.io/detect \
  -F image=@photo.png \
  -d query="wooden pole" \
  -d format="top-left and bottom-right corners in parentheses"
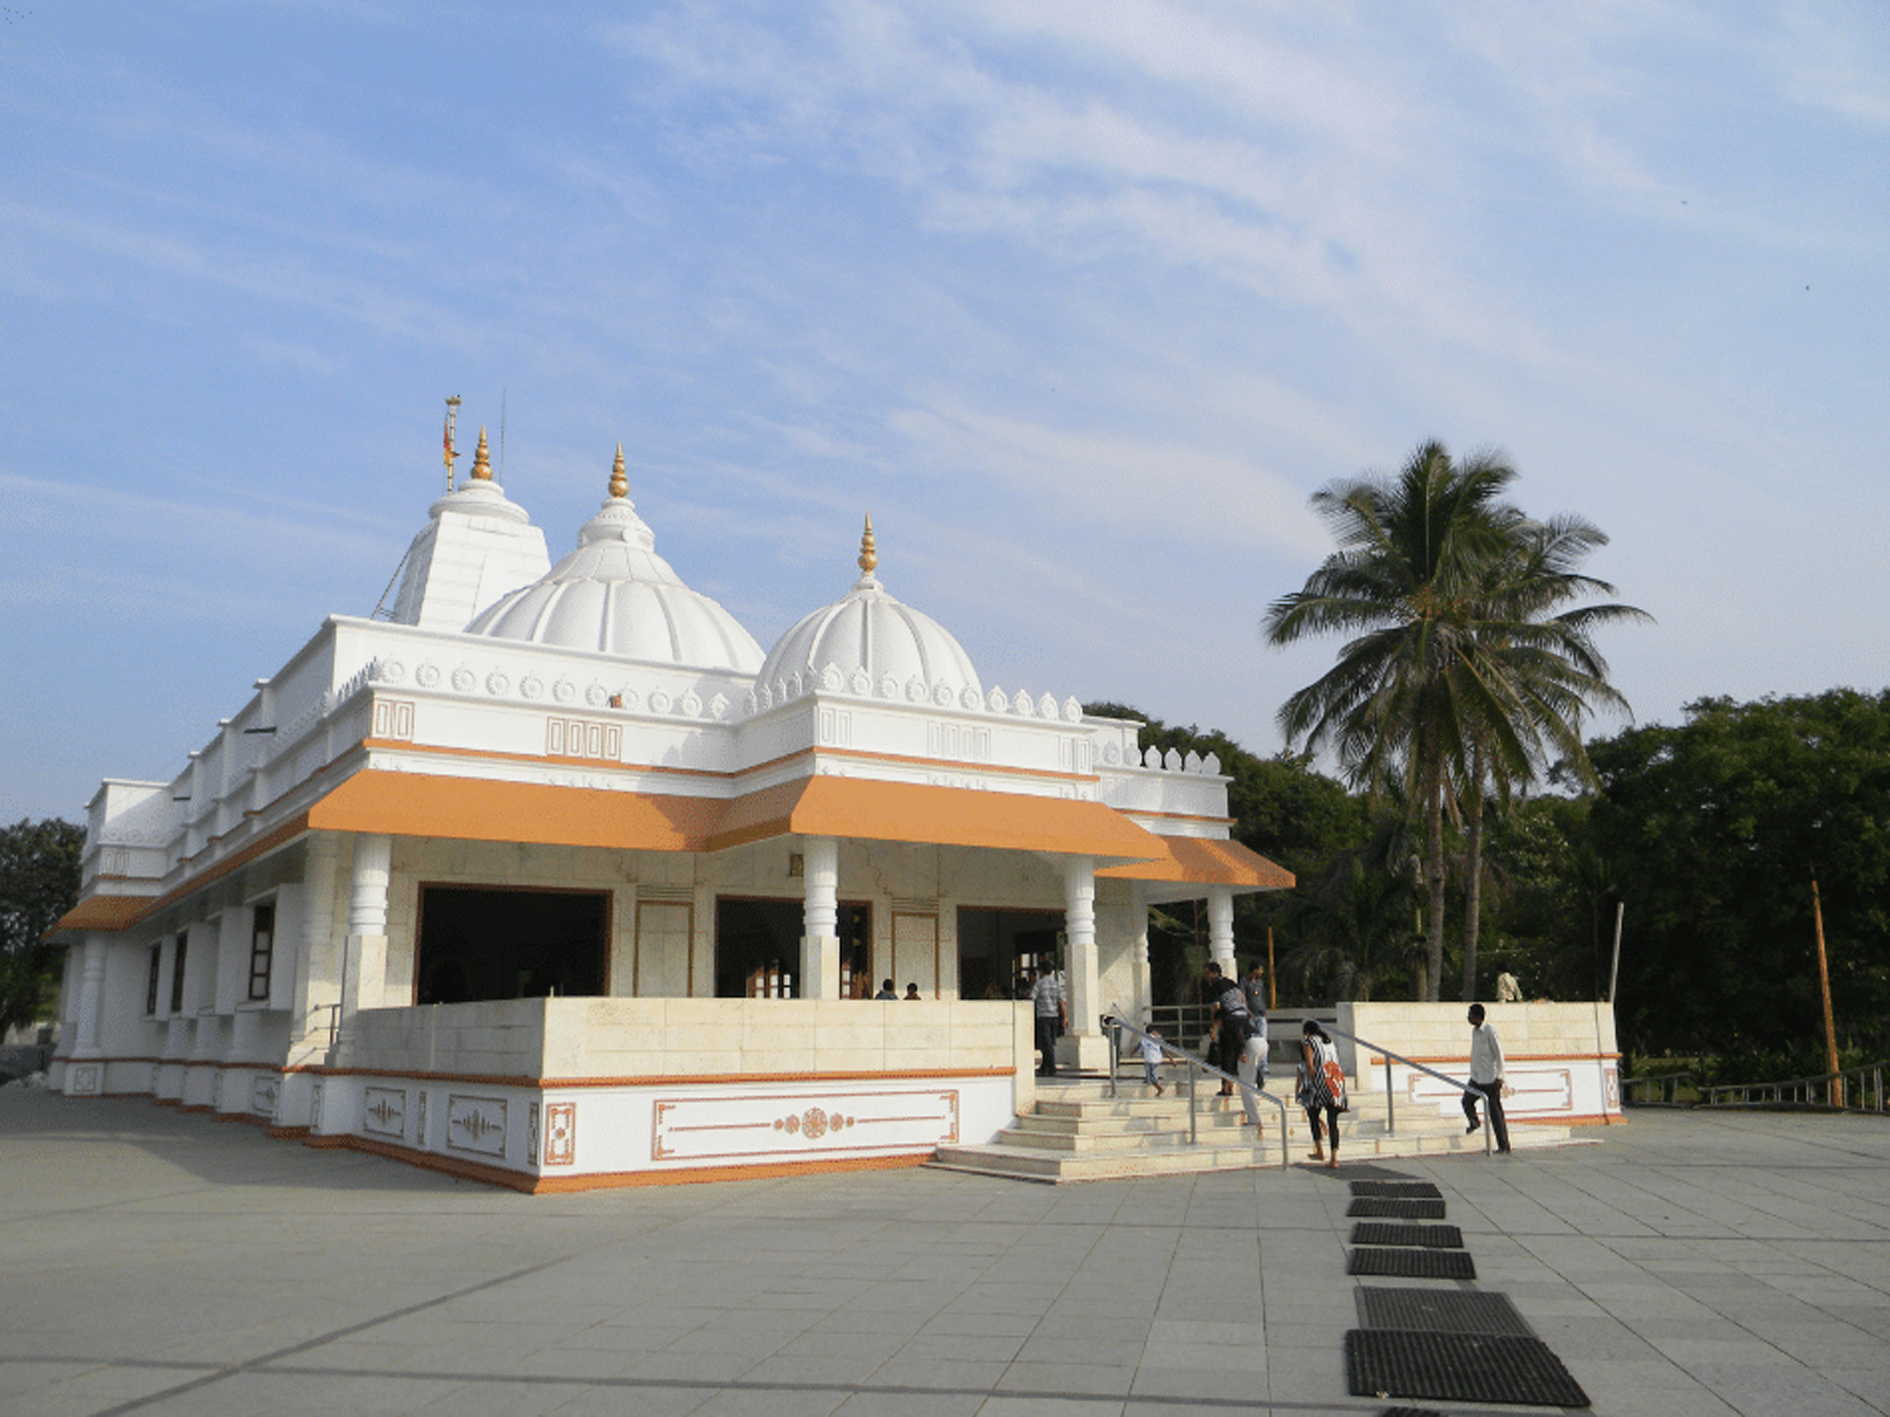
top-left (1267, 926), bottom-right (1277, 1010)
top-left (1812, 875), bottom-right (1842, 1107)
top-left (1607, 900), bottom-right (1625, 1004)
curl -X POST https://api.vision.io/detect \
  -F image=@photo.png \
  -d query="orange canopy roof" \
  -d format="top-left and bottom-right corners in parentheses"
top-left (49, 893), bottom-right (157, 936)
top-left (307, 771), bottom-right (724, 852)
top-left (711, 775), bottom-right (1166, 860)
top-left (1098, 834), bottom-right (1294, 889)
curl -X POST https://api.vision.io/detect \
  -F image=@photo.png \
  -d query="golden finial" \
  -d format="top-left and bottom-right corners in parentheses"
top-left (609, 443), bottom-right (627, 499)
top-left (470, 426), bottom-right (493, 481)
top-left (858, 514), bottom-right (877, 575)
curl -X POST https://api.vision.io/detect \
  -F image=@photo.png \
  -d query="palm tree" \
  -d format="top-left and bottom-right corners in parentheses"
top-left (1263, 440), bottom-right (1646, 1001)
top-left (1456, 514), bottom-right (1651, 998)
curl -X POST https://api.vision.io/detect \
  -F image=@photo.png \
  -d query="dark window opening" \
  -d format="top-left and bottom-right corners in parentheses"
top-left (957, 907), bottom-right (1064, 1000)
top-left (169, 932), bottom-right (189, 1014)
top-left (247, 903), bottom-right (275, 1003)
top-left (416, 887), bottom-right (608, 1005)
top-left (145, 945), bottom-right (162, 1016)
top-left (715, 898), bottom-right (870, 999)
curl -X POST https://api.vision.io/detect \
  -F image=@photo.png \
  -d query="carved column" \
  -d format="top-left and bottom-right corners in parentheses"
top-left (799, 834), bottom-right (840, 1000)
top-left (334, 832), bottom-right (391, 1065)
top-left (1208, 885), bottom-right (1235, 969)
top-left (1060, 856), bottom-right (1108, 1072)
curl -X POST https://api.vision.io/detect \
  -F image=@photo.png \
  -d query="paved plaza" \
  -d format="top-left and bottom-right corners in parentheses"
top-left (2, 1088), bottom-right (1887, 1417)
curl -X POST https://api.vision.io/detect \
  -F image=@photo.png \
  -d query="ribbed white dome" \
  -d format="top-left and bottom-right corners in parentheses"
top-left (466, 486), bottom-right (763, 675)
top-left (757, 522), bottom-right (982, 709)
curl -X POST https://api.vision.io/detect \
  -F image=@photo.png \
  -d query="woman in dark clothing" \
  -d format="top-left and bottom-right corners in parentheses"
top-left (1298, 1020), bottom-right (1346, 1168)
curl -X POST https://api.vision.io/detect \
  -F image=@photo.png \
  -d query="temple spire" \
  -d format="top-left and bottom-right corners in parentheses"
top-left (610, 443), bottom-right (627, 500)
top-left (470, 427), bottom-right (493, 482)
top-left (858, 514), bottom-right (877, 575)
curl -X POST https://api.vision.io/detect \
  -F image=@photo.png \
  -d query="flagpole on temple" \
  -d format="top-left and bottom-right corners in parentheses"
top-left (443, 394), bottom-right (461, 493)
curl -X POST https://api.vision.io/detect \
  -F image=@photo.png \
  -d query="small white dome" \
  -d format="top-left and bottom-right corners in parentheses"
top-left (466, 458), bottom-right (763, 675)
top-left (757, 519), bottom-right (981, 706)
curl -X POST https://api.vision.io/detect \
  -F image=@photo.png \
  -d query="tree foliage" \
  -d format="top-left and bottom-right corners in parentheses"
top-left (1262, 440), bottom-right (1645, 999)
top-left (1590, 691), bottom-right (1890, 1059)
top-left (0, 817), bottom-right (85, 1037)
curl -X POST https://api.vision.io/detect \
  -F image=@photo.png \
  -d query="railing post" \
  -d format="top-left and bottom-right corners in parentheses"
top-left (1108, 1018), bottom-right (1119, 1100)
top-left (1384, 1053), bottom-right (1396, 1137)
top-left (1188, 1063), bottom-right (1199, 1146)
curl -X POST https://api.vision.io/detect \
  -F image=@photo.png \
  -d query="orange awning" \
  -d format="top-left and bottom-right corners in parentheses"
top-left (710, 775), bottom-right (1166, 860)
top-left (308, 771), bottom-right (724, 852)
top-left (49, 894), bottom-right (158, 936)
top-left (1099, 835), bottom-right (1294, 889)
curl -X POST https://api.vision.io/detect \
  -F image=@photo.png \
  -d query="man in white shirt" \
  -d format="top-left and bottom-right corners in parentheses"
top-left (1464, 1003), bottom-right (1512, 1153)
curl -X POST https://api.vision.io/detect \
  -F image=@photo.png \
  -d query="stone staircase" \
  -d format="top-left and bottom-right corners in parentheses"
top-left (933, 1073), bottom-right (1575, 1183)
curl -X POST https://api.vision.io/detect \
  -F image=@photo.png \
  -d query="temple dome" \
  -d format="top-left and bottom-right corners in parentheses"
top-left (465, 450), bottom-right (764, 674)
top-left (757, 518), bottom-right (983, 708)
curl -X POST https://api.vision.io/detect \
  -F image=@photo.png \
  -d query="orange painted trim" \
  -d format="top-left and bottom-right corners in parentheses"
top-left (1123, 810), bottom-right (1239, 826)
top-left (368, 737), bottom-right (1103, 789)
top-left (296, 1130), bottom-right (933, 1194)
top-left (529, 1154), bottom-right (930, 1193)
top-left (541, 1067), bottom-right (1014, 1088)
top-left (57, 814), bottom-right (313, 937)
top-left (1371, 1052), bottom-right (1623, 1066)
top-left (710, 775), bottom-right (1165, 858)
top-left (291, 1064), bottom-right (1015, 1089)
top-left (1099, 835), bottom-right (1294, 888)
top-left (266, 1125), bottom-right (312, 1140)
top-left (807, 744), bottom-right (1097, 784)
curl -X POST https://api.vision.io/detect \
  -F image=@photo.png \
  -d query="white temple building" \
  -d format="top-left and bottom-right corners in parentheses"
top-left (48, 432), bottom-right (1293, 1190)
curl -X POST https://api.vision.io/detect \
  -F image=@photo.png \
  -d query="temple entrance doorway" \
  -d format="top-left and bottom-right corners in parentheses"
top-left (714, 897), bottom-right (872, 998)
top-left (956, 907), bottom-right (1064, 1000)
top-left (415, 886), bottom-right (608, 1003)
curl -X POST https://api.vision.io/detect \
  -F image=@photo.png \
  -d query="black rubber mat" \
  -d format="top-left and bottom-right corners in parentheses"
top-left (1349, 1196), bottom-right (1449, 1219)
top-left (1351, 1222), bottom-right (1465, 1248)
top-left (1352, 1180), bottom-right (1443, 1199)
top-left (1348, 1247), bottom-right (1476, 1279)
top-left (1360, 1287), bottom-right (1530, 1335)
top-left (1345, 1330), bottom-right (1590, 1408)
top-left (1379, 1409), bottom-right (1449, 1417)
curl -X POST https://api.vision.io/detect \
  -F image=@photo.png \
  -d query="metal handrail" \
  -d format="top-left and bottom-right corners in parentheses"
top-left (1103, 1008), bottom-right (1289, 1170)
top-left (1701, 1061), bottom-right (1888, 1113)
top-left (1621, 1070), bottom-right (1695, 1107)
top-left (1322, 1024), bottom-right (1495, 1156)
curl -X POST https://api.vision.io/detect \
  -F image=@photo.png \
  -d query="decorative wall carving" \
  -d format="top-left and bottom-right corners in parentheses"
top-left (363, 1085), bottom-right (407, 1140)
top-left (446, 1094), bottom-right (508, 1157)
top-left (651, 1089), bottom-right (959, 1163)
top-left (545, 1102), bottom-right (577, 1166)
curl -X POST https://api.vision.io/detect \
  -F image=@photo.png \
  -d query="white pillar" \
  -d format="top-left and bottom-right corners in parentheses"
top-left (1060, 856), bottom-right (1108, 1072)
top-left (799, 835), bottom-right (841, 1000)
top-left (1208, 886), bottom-right (1235, 969)
top-left (335, 833), bottom-right (391, 1063)
top-left (1130, 882), bottom-right (1152, 1026)
top-left (289, 833), bottom-right (341, 1055)
top-left (69, 939), bottom-right (106, 1058)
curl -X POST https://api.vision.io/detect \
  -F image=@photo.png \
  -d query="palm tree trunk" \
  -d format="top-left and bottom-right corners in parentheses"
top-left (1461, 750), bottom-right (1485, 1002)
top-left (1424, 760), bottom-right (1447, 1003)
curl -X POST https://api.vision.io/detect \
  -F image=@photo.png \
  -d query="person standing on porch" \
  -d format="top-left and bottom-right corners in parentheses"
top-left (1031, 968), bottom-right (1067, 1077)
top-left (1464, 1003), bottom-right (1513, 1153)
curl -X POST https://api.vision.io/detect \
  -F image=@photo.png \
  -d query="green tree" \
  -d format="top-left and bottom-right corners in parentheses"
top-left (1264, 441), bottom-right (1644, 1000)
top-left (1590, 691), bottom-right (1890, 1059)
top-left (0, 818), bottom-right (85, 1037)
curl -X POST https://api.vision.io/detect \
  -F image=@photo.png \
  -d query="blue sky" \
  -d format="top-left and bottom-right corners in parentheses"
top-left (3, 1), bottom-right (1885, 823)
